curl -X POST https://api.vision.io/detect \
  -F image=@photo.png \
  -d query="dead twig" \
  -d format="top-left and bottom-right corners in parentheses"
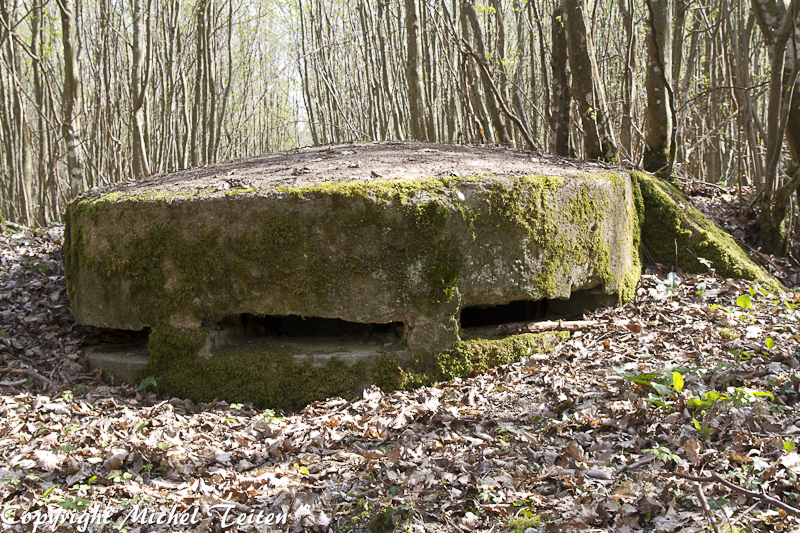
top-left (615, 453), bottom-right (655, 476)
top-left (8, 368), bottom-right (54, 386)
top-left (675, 175), bottom-right (729, 192)
top-left (667, 471), bottom-right (800, 517)
top-left (496, 319), bottom-right (599, 336)
top-left (726, 501), bottom-right (761, 531)
top-left (693, 481), bottom-right (722, 533)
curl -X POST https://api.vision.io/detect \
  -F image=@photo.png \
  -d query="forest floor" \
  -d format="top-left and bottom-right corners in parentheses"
top-left (0, 176), bottom-right (799, 533)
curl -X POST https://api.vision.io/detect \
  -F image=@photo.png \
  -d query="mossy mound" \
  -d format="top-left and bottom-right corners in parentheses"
top-left (633, 172), bottom-right (779, 290)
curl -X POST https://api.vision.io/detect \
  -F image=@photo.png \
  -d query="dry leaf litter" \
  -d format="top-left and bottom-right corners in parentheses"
top-left (0, 182), bottom-right (798, 533)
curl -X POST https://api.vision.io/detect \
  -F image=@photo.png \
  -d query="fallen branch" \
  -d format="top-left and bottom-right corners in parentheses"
top-left (8, 368), bottom-right (54, 386)
top-left (615, 453), bottom-right (655, 476)
top-left (693, 481), bottom-right (722, 533)
top-left (495, 319), bottom-right (598, 336)
top-left (667, 471), bottom-right (800, 517)
top-left (0, 379), bottom-right (28, 387)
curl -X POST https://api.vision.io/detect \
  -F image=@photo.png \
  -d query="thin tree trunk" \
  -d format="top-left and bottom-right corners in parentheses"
top-left (643, 0), bottom-right (675, 177)
top-left (32, 0), bottom-right (49, 224)
top-left (618, 0), bottom-right (636, 165)
top-left (562, 0), bottom-right (617, 161)
top-left (57, 0), bottom-right (85, 198)
top-left (405, 0), bottom-right (428, 140)
top-left (463, 0), bottom-right (510, 144)
top-left (131, 0), bottom-right (151, 179)
top-left (550, 5), bottom-right (571, 156)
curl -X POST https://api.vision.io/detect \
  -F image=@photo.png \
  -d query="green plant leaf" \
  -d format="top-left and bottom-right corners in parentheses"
top-left (687, 391), bottom-right (721, 410)
top-left (748, 390), bottom-right (774, 401)
top-left (766, 337), bottom-right (775, 350)
top-left (692, 417), bottom-right (710, 438)
top-left (651, 382), bottom-right (672, 396)
top-left (666, 272), bottom-right (680, 290)
top-left (299, 466), bottom-right (310, 476)
top-left (138, 376), bottom-right (158, 391)
top-left (672, 372), bottom-right (684, 393)
top-left (736, 294), bottom-right (753, 310)
top-left (785, 440), bottom-right (797, 454)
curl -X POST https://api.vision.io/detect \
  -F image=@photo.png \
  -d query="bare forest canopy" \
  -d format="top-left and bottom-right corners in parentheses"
top-left (1, 0), bottom-right (799, 255)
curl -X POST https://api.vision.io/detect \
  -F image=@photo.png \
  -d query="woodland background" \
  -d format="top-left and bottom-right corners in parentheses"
top-left (1, 0), bottom-right (799, 255)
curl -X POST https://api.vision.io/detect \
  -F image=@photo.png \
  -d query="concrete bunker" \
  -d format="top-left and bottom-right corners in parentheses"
top-left (66, 143), bottom-right (642, 408)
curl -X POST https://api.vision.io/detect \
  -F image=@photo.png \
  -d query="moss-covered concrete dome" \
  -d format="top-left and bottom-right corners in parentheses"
top-left (64, 142), bottom-right (642, 408)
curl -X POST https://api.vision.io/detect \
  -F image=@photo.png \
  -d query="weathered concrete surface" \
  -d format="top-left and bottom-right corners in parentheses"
top-left (66, 165), bottom-right (638, 346)
top-left (64, 143), bottom-right (642, 407)
top-left (86, 345), bottom-right (148, 385)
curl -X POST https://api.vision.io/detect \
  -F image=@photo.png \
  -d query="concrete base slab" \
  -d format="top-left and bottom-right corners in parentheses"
top-left (86, 345), bottom-right (148, 386)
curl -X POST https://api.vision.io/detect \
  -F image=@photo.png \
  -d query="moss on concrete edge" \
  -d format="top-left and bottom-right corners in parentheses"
top-left (137, 328), bottom-right (568, 410)
top-left (631, 171), bottom-right (781, 291)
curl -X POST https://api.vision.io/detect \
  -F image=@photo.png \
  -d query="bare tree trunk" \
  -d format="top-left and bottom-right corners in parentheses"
top-left (460, 5), bottom-right (491, 142)
top-left (57, 0), bottom-right (85, 198)
top-left (643, 0), bottom-right (675, 177)
top-left (299, 0), bottom-right (319, 145)
top-left (618, 0), bottom-right (636, 165)
top-left (32, 0), bottom-right (49, 224)
top-left (378, 0), bottom-right (403, 140)
top-left (677, 12), bottom-right (701, 172)
top-left (131, 0), bottom-right (151, 179)
top-left (214, 0), bottom-right (234, 159)
top-left (531, 0), bottom-right (550, 144)
top-left (463, 0), bottom-right (510, 144)
top-left (1, 0), bottom-right (34, 224)
top-left (405, 0), bottom-right (428, 140)
top-left (550, 5), bottom-right (571, 156)
top-left (191, 0), bottom-right (205, 166)
top-left (204, 0), bottom-right (217, 162)
top-left (751, 0), bottom-right (800, 255)
top-left (511, 1), bottom-right (532, 148)
top-left (562, 0), bottom-right (617, 161)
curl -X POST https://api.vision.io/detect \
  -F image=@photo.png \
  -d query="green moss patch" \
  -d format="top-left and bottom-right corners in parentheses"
top-left (138, 328), bottom-right (568, 410)
top-left (396, 332), bottom-right (569, 389)
top-left (633, 172), bottom-right (779, 290)
top-left (508, 513), bottom-right (555, 533)
top-left (433, 332), bottom-right (569, 381)
top-left (139, 327), bottom-right (373, 411)
top-left (717, 328), bottom-right (740, 340)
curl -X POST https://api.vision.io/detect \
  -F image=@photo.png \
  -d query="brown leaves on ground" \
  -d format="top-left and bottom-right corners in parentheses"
top-left (0, 198), bottom-right (799, 532)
